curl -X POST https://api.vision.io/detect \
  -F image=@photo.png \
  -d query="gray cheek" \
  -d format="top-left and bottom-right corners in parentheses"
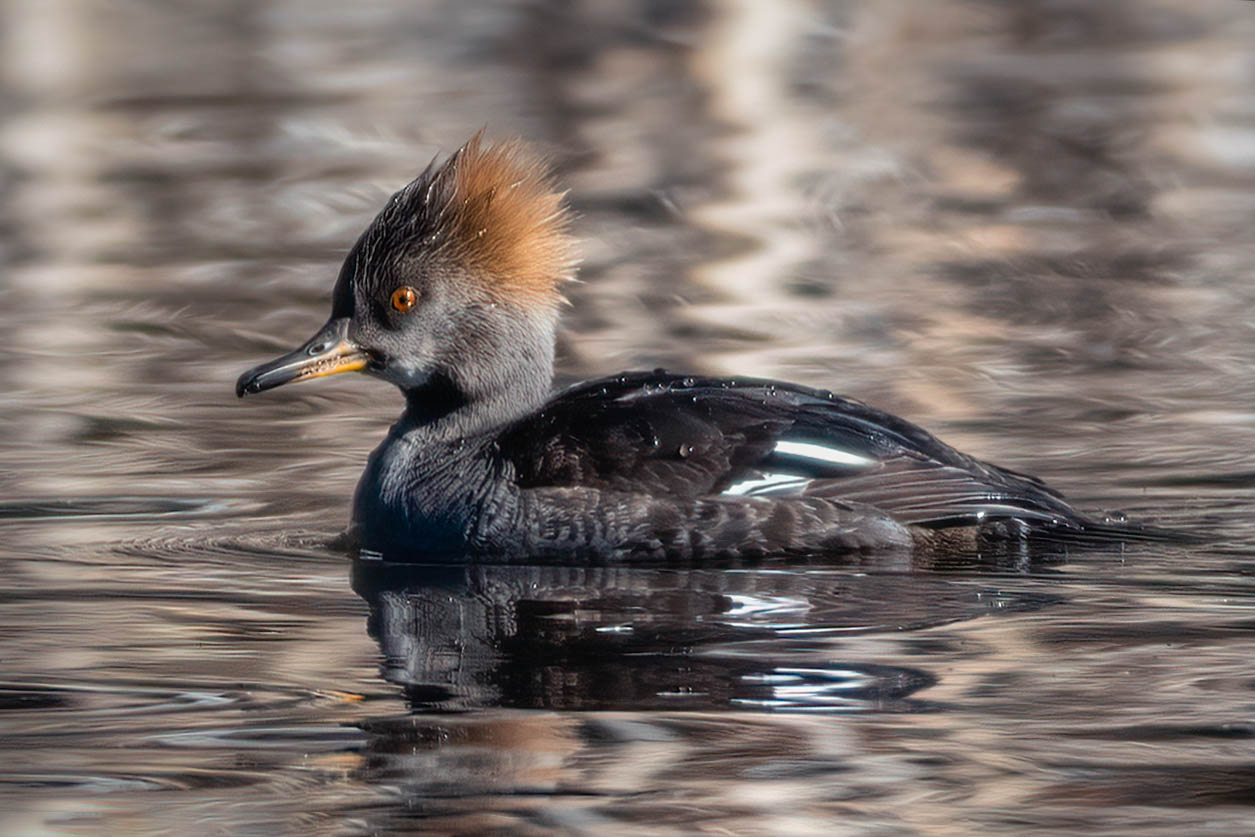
top-left (378, 356), bottom-right (432, 389)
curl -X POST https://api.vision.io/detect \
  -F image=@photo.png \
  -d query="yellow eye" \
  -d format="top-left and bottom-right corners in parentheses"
top-left (390, 286), bottom-right (418, 313)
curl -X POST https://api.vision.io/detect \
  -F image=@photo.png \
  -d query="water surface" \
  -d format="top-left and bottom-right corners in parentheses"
top-left (3, 0), bottom-right (1255, 833)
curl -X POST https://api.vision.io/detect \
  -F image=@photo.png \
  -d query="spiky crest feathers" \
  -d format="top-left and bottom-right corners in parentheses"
top-left (378, 133), bottom-right (577, 306)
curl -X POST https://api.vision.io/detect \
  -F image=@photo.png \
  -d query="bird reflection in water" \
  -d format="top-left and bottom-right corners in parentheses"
top-left (349, 553), bottom-right (1063, 713)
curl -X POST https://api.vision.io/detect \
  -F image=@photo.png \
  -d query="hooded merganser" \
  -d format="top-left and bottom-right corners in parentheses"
top-left (236, 134), bottom-right (1137, 561)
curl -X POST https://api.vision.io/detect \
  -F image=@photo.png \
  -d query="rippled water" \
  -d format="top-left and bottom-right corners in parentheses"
top-left (4, 0), bottom-right (1255, 833)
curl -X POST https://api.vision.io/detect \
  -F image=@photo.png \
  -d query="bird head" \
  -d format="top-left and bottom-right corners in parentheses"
top-left (236, 134), bottom-right (576, 414)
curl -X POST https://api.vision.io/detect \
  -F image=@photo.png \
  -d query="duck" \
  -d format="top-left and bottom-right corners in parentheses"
top-left (236, 133), bottom-right (1146, 561)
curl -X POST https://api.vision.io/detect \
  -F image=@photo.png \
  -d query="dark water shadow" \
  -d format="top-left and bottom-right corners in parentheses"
top-left (350, 555), bottom-right (1064, 714)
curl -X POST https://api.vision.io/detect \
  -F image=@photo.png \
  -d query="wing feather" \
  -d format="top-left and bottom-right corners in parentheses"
top-left (500, 372), bottom-right (1090, 531)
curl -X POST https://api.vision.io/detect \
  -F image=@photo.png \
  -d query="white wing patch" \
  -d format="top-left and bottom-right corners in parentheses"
top-left (772, 440), bottom-right (874, 469)
top-left (723, 474), bottom-right (813, 497)
top-left (723, 441), bottom-right (874, 497)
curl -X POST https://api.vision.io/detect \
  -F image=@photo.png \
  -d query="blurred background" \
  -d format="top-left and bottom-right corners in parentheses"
top-left (4, 1), bottom-right (1255, 834)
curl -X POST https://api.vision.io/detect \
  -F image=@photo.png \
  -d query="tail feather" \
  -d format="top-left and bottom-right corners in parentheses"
top-left (1035, 514), bottom-right (1204, 545)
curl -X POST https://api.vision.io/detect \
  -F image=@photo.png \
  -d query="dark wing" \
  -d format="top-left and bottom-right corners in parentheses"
top-left (499, 371), bottom-right (1090, 530)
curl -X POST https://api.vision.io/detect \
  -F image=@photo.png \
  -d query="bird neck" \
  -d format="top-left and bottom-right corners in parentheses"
top-left (351, 304), bottom-right (559, 556)
top-left (399, 324), bottom-right (555, 446)
top-left (353, 359), bottom-right (548, 556)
